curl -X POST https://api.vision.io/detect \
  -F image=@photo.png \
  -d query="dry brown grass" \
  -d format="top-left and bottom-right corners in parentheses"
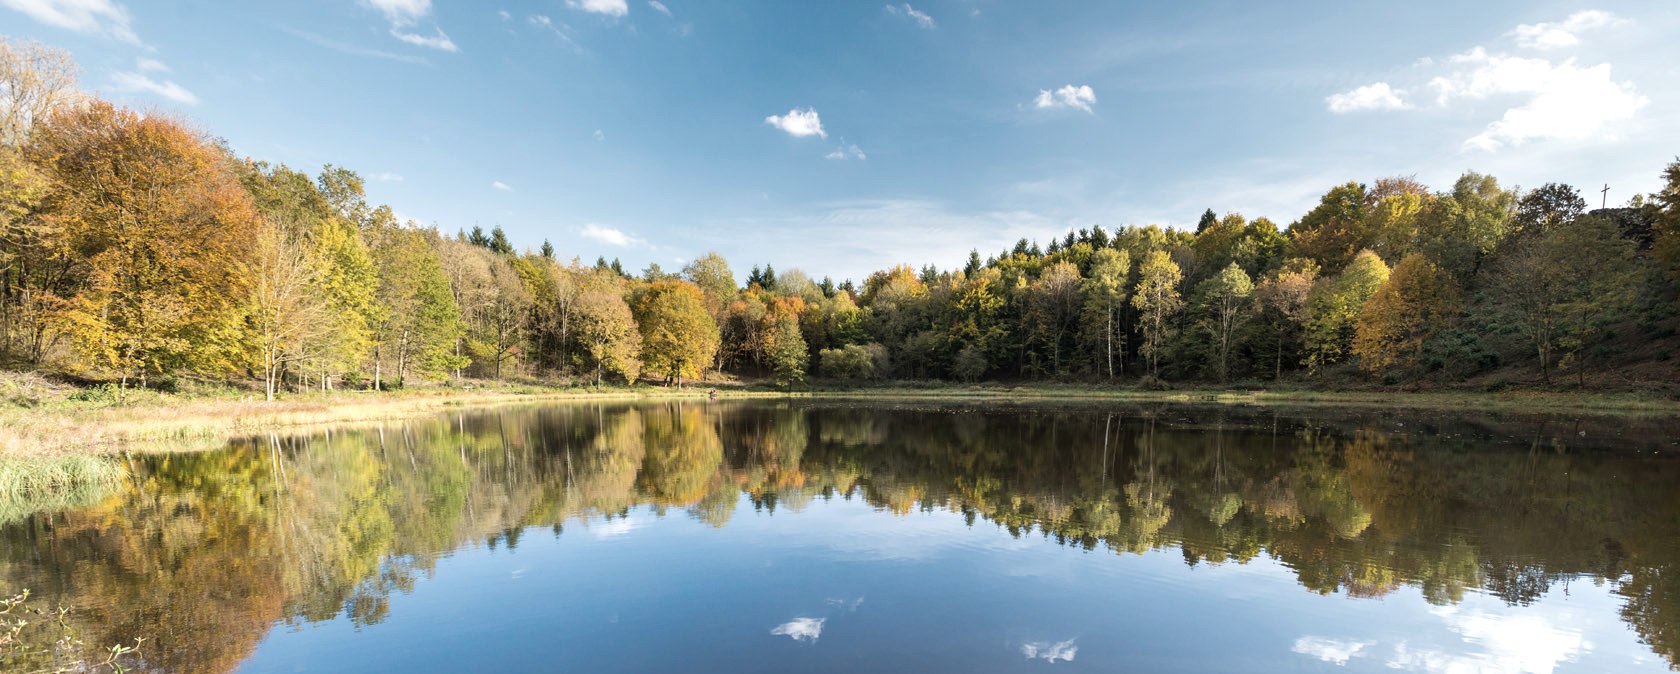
top-left (0, 386), bottom-right (716, 457)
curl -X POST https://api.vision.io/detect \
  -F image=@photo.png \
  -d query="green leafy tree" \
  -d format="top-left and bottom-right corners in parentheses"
top-left (1303, 250), bottom-right (1388, 372)
top-left (1288, 182), bottom-right (1369, 273)
top-left (1081, 248), bottom-right (1130, 378)
top-left (1651, 159), bottom-right (1680, 282)
top-left (767, 311), bottom-right (807, 389)
top-left (1490, 214), bottom-right (1638, 383)
top-left (1131, 251), bottom-right (1183, 378)
top-left (1195, 262), bottom-right (1254, 382)
top-left (371, 226), bottom-right (464, 386)
top-left (1023, 261), bottom-right (1082, 375)
top-left (1255, 260), bottom-right (1318, 379)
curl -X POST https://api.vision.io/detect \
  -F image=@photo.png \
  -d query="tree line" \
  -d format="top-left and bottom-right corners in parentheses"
top-left (3, 39), bottom-right (1678, 394)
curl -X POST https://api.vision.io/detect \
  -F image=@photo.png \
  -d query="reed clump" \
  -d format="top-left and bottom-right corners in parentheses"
top-left (0, 455), bottom-right (125, 525)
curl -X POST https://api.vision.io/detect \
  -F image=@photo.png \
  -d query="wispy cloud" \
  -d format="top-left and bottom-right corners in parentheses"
top-left (491, 180), bottom-right (514, 192)
top-left (1510, 10), bottom-right (1619, 50)
top-left (1325, 82), bottom-right (1408, 113)
top-left (1033, 84), bottom-right (1097, 113)
top-left (765, 107), bottom-right (827, 138)
top-left (369, 172), bottom-right (404, 182)
top-left (135, 57), bottom-right (167, 72)
top-left (567, 0), bottom-right (628, 17)
top-left (281, 27), bottom-right (429, 64)
top-left (580, 223), bottom-right (647, 247)
top-left (883, 3), bottom-right (934, 29)
top-left (392, 28), bottom-right (457, 51)
top-left (529, 14), bottom-right (580, 49)
top-left (593, 129), bottom-right (606, 141)
top-left (0, 0), bottom-right (139, 45)
top-left (770, 618), bottom-right (824, 643)
top-left (647, 0), bottom-right (670, 17)
top-left (706, 197), bottom-right (1060, 281)
top-left (825, 143), bottom-right (866, 160)
top-left (107, 70), bottom-right (198, 105)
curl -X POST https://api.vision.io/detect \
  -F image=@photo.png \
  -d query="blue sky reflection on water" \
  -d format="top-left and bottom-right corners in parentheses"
top-left (234, 492), bottom-right (1656, 674)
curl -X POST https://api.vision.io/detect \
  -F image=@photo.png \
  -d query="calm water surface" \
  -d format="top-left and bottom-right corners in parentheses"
top-left (3, 401), bottom-right (1679, 673)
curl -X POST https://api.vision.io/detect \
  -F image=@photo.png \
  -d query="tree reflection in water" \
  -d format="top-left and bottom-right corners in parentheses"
top-left (1, 401), bottom-right (1676, 673)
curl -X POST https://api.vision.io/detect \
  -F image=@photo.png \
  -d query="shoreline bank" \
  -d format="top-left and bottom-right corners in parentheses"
top-left (2, 382), bottom-right (1675, 457)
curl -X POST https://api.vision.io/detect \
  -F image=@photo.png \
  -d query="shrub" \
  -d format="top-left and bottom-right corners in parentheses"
top-left (819, 344), bottom-right (880, 380)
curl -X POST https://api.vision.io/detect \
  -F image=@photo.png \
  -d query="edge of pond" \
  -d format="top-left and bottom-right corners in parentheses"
top-left (3, 385), bottom-right (1675, 458)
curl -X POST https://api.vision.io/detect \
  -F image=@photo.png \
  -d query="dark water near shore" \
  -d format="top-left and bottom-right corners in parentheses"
top-left (3, 400), bottom-right (1679, 673)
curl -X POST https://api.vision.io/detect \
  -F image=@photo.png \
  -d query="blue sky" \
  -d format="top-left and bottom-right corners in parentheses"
top-left (4, 0), bottom-right (1677, 281)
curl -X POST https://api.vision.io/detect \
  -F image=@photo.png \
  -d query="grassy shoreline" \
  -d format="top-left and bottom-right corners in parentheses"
top-left (787, 383), bottom-right (1680, 414)
top-left (0, 384), bottom-right (732, 458)
top-left (1, 380), bottom-right (1675, 457)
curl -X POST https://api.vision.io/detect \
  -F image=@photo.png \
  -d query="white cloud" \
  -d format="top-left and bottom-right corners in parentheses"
top-left (1510, 10), bottom-right (1618, 50)
top-left (491, 180), bottom-right (514, 192)
top-left (825, 143), bottom-right (866, 160)
top-left (1387, 606), bottom-right (1590, 674)
top-left (391, 28), bottom-right (457, 52)
top-left (765, 107), bottom-right (827, 138)
top-left (1428, 49), bottom-right (1646, 151)
top-left (1033, 84), bottom-right (1097, 113)
top-left (567, 0), bottom-right (628, 17)
top-left (884, 3), bottom-right (934, 29)
top-left (1293, 636), bottom-right (1374, 665)
top-left (497, 9), bottom-right (510, 20)
top-left (364, 0), bottom-right (430, 24)
top-left (580, 223), bottom-right (646, 247)
top-left (107, 71), bottom-right (198, 105)
top-left (362, 0), bottom-right (457, 52)
top-left (1021, 639), bottom-right (1078, 663)
top-left (593, 129), bottom-right (606, 141)
top-left (647, 0), bottom-right (670, 16)
top-left (369, 172), bottom-right (403, 182)
top-left (135, 57), bottom-right (167, 72)
top-left (0, 0), bottom-right (138, 44)
top-left (1325, 82), bottom-right (1409, 113)
top-left (770, 617), bottom-right (824, 643)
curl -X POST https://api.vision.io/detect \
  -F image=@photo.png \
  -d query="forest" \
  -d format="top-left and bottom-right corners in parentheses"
top-left (3, 38), bottom-right (1679, 397)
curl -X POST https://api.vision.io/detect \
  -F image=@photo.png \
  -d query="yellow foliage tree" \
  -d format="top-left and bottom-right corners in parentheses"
top-left (634, 280), bottom-right (720, 386)
top-left (31, 102), bottom-right (258, 385)
top-left (1353, 253), bottom-right (1461, 374)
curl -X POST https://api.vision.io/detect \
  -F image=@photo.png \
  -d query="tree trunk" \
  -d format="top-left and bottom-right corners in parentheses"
top-left (1275, 331), bottom-right (1283, 380)
top-left (1105, 307), bottom-right (1114, 380)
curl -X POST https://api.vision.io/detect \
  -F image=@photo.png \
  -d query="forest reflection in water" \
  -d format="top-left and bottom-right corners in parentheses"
top-left (2, 400), bottom-right (1678, 673)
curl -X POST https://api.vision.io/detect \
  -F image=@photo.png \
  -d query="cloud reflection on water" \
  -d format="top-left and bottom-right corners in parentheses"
top-left (771, 617), bottom-right (825, 643)
top-left (1021, 638), bottom-right (1078, 663)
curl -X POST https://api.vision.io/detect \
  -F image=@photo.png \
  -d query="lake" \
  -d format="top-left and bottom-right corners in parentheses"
top-left (3, 400), bottom-right (1678, 673)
